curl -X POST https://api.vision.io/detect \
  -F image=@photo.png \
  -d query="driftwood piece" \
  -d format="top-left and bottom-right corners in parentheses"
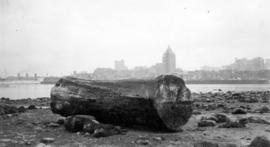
top-left (50, 75), bottom-right (193, 131)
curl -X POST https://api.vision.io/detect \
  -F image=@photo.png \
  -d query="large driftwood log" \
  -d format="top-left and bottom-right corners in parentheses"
top-left (50, 75), bottom-right (193, 131)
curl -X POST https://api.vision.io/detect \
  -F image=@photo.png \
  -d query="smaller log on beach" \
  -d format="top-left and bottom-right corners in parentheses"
top-left (50, 75), bottom-right (193, 131)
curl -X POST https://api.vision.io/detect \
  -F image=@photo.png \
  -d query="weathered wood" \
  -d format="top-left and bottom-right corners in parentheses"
top-left (50, 75), bottom-right (193, 131)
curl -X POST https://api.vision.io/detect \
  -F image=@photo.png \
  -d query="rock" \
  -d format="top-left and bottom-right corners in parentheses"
top-left (214, 113), bottom-right (230, 123)
top-left (18, 106), bottom-right (26, 113)
top-left (152, 136), bottom-right (164, 141)
top-left (219, 118), bottom-right (248, 128)
top-left (217, 104), bottom-right (225, 108)
top-left (83, 120), bottom-right (100, 134)
top-left (247, 116), bottom-right (270, 125)
top-left (56, 118), bottom-right (65, 125)
top-left (24, 140), bottom-right (32, 145)
top-left (232, 108), bottom-right (247, 114)
top-left (249, 136), bottom-right (270, 147)
top-left (28, 105), bottom-right (36, 110)
top-left (198, 120), bottom-right (216, 127)
top-left (92, 128), bottom-right (107, 138)
top-left (135, 139), bottom-right (151, 146)
top-left (40, 137), bottom-right (55, 144)
top-left (192, 110), bottom-right (202, 115)
top-left (257, 106), bottom-right (270, 113)
top-left (91, 124), bottom-right (124, 138)
top-left (194, 141), bottom-right (219, 147)
top-left (47, 122), bottom-right (60, 128)
top-left (0, 105), bottom-right (18, 115)
top-left (64, 115), bottom-right (125, 137)
top-left (64, 115), bottom-right (96, 132)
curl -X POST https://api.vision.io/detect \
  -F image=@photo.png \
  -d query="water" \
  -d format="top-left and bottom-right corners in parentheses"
top-left (187, 84), bottom-right (270, 93)
top-left (0, 83), bottom-right (269, 99)
top-left (0, 83), bottom-right (54, 99)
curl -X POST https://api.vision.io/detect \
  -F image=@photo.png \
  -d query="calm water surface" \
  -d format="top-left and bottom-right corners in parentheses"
top-left (0, 83), bottom-right (269, 99)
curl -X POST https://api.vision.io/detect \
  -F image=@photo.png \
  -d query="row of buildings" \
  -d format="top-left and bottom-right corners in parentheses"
top-left (92, 46), bottom-right (179, 80)
top-left (114, 46), bottom-right (177, 74)
top-left (91, 47), bottom-right (270, 80)
top-left (224, 57), bottom-right (270, 71)
top-left (1, 73), bottom-right (39, 81)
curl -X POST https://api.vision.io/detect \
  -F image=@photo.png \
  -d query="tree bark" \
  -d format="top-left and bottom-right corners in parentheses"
top-left (50, 75), bottom-right (193, 131)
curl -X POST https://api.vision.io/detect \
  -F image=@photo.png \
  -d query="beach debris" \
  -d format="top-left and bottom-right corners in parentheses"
top-left (50, 75), bottom-right (193, 131)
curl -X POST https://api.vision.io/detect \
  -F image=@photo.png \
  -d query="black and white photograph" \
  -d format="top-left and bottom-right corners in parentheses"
top-left (0, 0), bottom-right (270, 146)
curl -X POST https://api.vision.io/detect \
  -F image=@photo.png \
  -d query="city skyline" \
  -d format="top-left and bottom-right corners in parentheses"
top-left (2, 52), bottom-right (270, 78)
top-left (1, 0), bottom-right (270, 77)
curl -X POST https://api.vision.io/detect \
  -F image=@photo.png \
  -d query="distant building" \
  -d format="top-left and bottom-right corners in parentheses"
top-left (17, 73), bottom-right (21, 80)
top-left (265, 59), bottom-right (270, 69)
top-left (114, 59), bottom-right (128, 71)
top-left (226, 57), bottom-right (265, 71)
top-left (73, 70), bottom-right (77, 75)
top-left (150, 63), bottom-right (163, 75)
top-left (162, 46), bottom-right (176, 73)
top-left (25, 73), bottom-right (29, 80)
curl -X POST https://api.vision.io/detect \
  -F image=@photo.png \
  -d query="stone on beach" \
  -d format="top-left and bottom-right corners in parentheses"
top-left (64, 115), bottom-right (124, 138)
top-left (232, 108), bottom-right (247, 114)
top-left (0, 104), bottom-right (25, 115)
top-left (218, 118), bottom-right (248, 128)
top-left (246, 116), bottom-right (270, 125)
top-left (64, 115), bottom-right (97, 132)
top-left (249, 136), bottom-right (270, 147)
top-left (40, 137), bottom-right (55, 144)
top-left (198, 120), bottom-right (216, 127)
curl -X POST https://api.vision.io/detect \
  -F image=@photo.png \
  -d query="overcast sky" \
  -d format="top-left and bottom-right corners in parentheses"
top-left (0, 0), bottom-right (270, 77)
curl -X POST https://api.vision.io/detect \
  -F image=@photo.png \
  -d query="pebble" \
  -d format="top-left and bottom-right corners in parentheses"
top-left (232, 108), bottom-right (247, 114)
top-left (198, 120), bottom-right (216, 127)
top-left (135, 139), bottom-right (151, 146)
top-left (47, 122), bottom-right (60, 128)
top-left (152, 136), bottom-right (164, 141)
top-left (40, 137), bottom-right (55, 144)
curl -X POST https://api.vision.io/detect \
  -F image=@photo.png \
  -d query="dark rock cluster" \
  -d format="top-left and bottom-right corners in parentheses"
top-left (63, 115), bottom-right (126, 138)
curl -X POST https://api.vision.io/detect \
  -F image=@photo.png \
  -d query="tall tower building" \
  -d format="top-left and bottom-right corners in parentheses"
top-left (114, 59), bottom-right (128, 71)
top-left (162, 46), bottom-right (176, 73)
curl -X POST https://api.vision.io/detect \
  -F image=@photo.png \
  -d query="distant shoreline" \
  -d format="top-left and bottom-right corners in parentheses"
top-left (38, 77), bottom-right (270, 85)
top-left (186, 80), bottom-right (270, 84)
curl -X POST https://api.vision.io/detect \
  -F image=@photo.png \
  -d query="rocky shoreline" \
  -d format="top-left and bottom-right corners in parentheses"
top-left (0, 91), bottom-right (270, 147)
